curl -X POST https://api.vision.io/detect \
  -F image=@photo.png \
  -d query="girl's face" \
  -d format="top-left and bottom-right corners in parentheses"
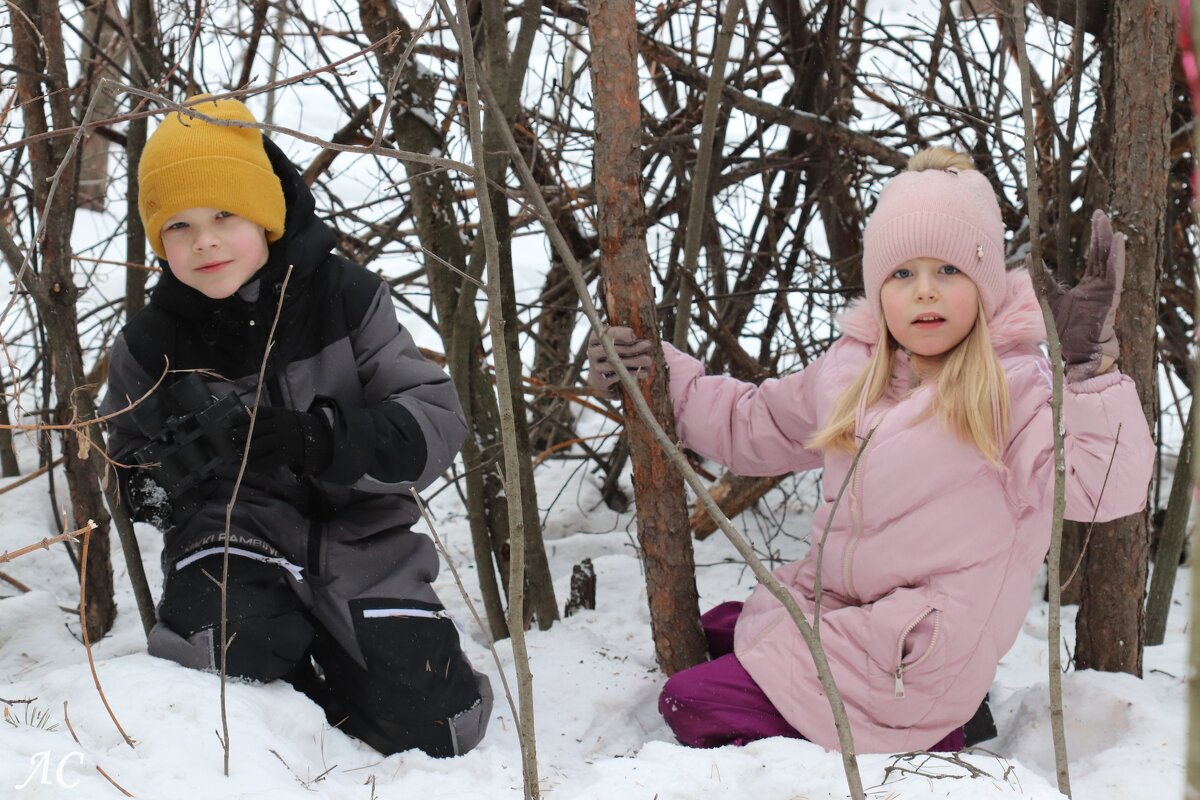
top-left (161, 207), bottom-right (269, 299)
top-left (880, 256), bottom-right (979, 362)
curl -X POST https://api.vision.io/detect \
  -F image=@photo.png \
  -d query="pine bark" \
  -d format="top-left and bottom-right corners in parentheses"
top-left (1074, 0), bottom-right (1174, 676)
top-left (587, 0), bottom-right (706, 675)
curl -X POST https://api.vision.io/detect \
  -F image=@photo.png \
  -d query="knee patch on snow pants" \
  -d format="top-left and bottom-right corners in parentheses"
top-left (312, 597), bottom-right (493, 757)
top-left (152, 554), bottom-right (313, 682)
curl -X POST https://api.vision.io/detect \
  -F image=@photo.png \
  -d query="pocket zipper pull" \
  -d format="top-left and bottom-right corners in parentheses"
top-left (894, 666), bottom-right (906, 699)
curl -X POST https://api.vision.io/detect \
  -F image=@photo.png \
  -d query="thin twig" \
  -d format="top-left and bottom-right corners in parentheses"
top-left (439, 0), bottom-right (540, 794)
top-left (218, 265), bottom-right (294, 777)
top-left (78, 524), bottom-right (136, 748)
top-left (410, 489), bottom-right (520, 730)
top-left (672, 0), bottom-right (744, 348)
top-left (0, 524), bottom-right (90, 565)
top-left (1060, 424), bottom-right (1122, 590)
top-left (1010, 4), bottom-right (1071, 796)
top-left (373, 2), bottom-right (438, 148)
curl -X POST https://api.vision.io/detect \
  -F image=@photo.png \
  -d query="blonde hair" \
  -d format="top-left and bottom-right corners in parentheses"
top-left (808, 148), bottom-right (1011, 465)
top-left (907, 146), bottom-right (975, 172)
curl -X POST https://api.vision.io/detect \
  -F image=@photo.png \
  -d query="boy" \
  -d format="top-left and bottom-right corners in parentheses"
top-left (100, 95), bottom-right (492, 757)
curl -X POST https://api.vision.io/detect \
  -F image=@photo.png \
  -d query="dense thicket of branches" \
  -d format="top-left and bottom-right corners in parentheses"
top-left (0, 1), bottom-right (1189, 672)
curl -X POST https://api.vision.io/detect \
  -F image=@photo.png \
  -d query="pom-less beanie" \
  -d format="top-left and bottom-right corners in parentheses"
top-left (861, 167), bottom-right (1006, 321)
top-left (138, 95), bottom-right (285, 259)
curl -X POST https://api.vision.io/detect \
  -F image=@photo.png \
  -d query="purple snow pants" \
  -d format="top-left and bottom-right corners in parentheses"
top-left (658, 601), bottom-right (965, 752)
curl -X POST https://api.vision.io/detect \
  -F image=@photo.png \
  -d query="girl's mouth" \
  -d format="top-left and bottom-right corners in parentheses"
top-left (197, 260), bottom-right (230, 273)
top-left (912, 315), bottom-right (945, 328)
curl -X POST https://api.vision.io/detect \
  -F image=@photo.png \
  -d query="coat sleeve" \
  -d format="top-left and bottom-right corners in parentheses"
top-left (99, 334), bottom-right (158, 464)
top-left (662, 342), bottom-right (828, 476)
top-left (97, 334), bottom-right (168, 522)
top-left (1004, 362), bottom-right (1154, 523)
top-left (319, 282), bottom-right (468, 493)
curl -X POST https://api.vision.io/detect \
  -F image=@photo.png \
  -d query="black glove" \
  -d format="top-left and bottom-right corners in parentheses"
top-left (231, 406), bottom-right (334, 477)
top-left (126, 470), bottom-right (176, 530)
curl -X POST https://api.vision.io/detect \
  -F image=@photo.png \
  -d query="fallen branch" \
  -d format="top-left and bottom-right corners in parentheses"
top-left (0, 459), bottom-right (60, 498)
top-left (0, 569), bottom-right (32, 593)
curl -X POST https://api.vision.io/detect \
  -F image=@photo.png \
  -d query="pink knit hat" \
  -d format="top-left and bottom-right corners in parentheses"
top-left (861, 167), bottom-right (1006, 320)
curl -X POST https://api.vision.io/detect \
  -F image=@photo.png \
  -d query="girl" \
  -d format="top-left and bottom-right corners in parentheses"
top-left (587, 148), bottom-right (1154, 753)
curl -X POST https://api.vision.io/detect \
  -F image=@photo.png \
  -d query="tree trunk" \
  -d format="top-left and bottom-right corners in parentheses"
top-left (360, 0), bottom-right (507, 642)
top-left (124, 0), bottom-right (164, 318)
top-left (13, 0), bottom-right (116, 641)
top-left (588, 0), bottom-right (706, 675)
top-left (1074, 0), bottom-right (1173, 676)
top-left (359, 0), bottom-right (558, 636)
top-left (76, 0), bottom-right (124, 211)
top-left (480, 0), bottom-right (559, 630)
top-left (0, 376), bottom-right (19, 477)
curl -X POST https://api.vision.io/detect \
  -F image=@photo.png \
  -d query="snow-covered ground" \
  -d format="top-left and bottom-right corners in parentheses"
top-left (0, 435), bottom-right (1188, 800)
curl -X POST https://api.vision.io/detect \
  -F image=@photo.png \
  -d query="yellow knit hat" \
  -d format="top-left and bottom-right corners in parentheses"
top-left (138, 95), bottom-right (286, 259)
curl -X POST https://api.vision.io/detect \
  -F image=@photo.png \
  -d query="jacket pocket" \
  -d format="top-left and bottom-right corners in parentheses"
top-left (868, 603), bottom-right (946, 729)
top-left (892, 606), bottom-right (942, 700)
top-left (349, 598), bottom-right (481, 726)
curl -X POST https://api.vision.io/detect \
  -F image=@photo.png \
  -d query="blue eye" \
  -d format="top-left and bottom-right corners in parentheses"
top-left (891, 268), bottom-right (913, 279)
top-left (216, 210), bottom-right (233, 219)
top-left (164, 221), bottom-right (188, 231)
top-left (940, 264), bottom-right (960, 275)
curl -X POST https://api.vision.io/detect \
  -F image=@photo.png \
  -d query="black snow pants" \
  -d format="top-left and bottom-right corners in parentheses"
top-left (149, 551), bottom-right (492, 757)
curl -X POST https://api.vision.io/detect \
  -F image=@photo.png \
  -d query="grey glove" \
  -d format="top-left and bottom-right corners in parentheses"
top-left (586, 325), bottom-right (654, 398)
top-left (1034, 209), bottom-right (1125, 382)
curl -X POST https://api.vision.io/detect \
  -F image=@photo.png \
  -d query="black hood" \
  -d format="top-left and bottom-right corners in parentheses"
top-left (148, 136), bottom-right (338, 321)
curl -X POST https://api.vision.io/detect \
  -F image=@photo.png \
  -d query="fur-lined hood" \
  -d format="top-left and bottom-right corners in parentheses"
top-left (835, 268), bottom-right (1047, 355)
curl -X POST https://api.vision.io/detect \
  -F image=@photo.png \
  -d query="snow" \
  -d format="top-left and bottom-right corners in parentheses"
top-left (0, 437), bottom-right (1188, 800)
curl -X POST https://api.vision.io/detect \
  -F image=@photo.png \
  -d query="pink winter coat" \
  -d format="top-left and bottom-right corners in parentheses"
top-left (663, 269), bottom-right (1154, 753)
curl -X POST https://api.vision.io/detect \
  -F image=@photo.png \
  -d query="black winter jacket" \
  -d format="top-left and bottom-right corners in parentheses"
top-left (100, 138), bottom-right (468, 585)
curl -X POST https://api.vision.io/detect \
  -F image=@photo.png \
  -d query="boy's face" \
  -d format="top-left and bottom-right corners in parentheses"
top-left (160, 207), bottom-right (270, 299)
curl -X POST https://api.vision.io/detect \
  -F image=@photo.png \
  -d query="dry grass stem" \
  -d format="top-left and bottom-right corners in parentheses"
top-left (78, 526), bottom-right (135, 748)
top-left (63, 699), bottom-right (81, 744)
top-left (95, 764), bottom-right (134, 797)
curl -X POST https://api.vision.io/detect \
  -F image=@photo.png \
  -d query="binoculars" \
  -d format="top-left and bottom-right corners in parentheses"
top-left (128, 374), bottom-right (249, 522)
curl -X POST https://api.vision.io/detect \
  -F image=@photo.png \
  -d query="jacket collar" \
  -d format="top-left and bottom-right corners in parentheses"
top-left (147, 136), bottom-right (337, 321)
top-left (836, 268), bottom-right (1047, 356)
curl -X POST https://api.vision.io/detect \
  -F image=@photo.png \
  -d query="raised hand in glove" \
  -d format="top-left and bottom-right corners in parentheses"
top-left (586, 325), bottom-right (654, 399)
top-left (1033, 209), bottom-right (1125, 382)
top-left (231, 406), bottom-right (334, 476)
